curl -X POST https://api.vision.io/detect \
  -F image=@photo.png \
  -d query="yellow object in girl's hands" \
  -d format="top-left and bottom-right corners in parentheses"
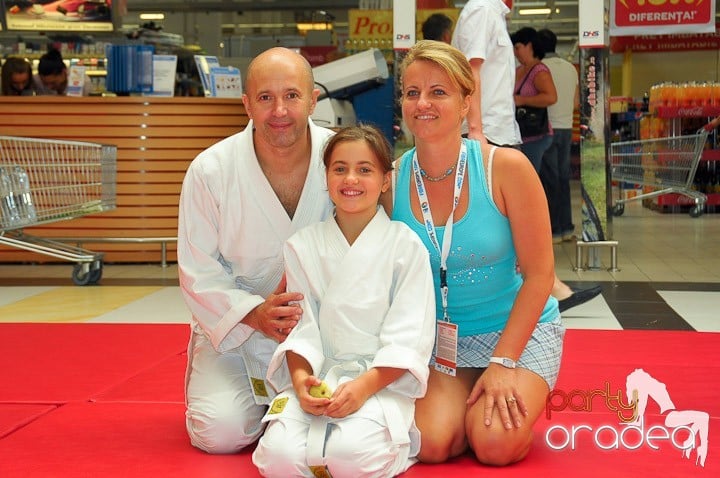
top-left (308, 381), bottom-right (332, 398)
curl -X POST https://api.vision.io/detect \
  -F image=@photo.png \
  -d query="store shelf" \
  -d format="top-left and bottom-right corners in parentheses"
top-left (5, 53), bottom-right (105, 60)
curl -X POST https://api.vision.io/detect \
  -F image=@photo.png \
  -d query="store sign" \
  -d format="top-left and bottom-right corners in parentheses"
top-left (610, 0), bottom-right (716, 36)
top-left (349, 9), bottom-right (393, 40)
top-left (610, 23), bottom-right (720, 52)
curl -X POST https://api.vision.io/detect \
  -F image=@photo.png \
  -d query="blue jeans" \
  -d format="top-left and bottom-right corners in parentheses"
top-left (540, 129), bottom-right (574, 237)
top-left (520, 134), bottom-right (553, 173)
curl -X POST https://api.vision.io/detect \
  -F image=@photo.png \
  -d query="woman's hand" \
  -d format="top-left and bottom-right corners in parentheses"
top-left (295, 375), bottom-right (332, 416)
top-left (467, 364), bottom-right (528, 430)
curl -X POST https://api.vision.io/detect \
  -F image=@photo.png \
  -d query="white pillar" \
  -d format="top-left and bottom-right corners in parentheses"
top-left (578, 0), bottom-right (613, 256)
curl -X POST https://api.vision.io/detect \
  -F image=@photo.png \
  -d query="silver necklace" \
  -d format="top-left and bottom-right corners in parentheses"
top-left (420, 165), bottom-right (456, 182)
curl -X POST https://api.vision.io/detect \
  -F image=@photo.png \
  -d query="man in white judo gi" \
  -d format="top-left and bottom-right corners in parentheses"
top-left (177, 47), bottom-right (335, 453)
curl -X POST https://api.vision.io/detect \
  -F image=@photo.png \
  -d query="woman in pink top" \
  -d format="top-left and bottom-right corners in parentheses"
top-left (512, 27), bottom-right (557, 172)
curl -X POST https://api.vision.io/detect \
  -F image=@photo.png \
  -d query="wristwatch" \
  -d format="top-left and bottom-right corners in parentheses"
top-left (488, 356), bottom-right (517, 369)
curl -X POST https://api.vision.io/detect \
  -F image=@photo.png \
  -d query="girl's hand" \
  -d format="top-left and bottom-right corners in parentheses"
top-left (324, 379), bottom-right (372, 419)
top-left (295, 375), bottom-right (332, 416)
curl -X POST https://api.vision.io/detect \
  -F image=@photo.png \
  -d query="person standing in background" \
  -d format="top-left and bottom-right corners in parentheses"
top-left (1, 57), bottom-right (34, 96)
top-left (33, 49), bottom-right (93, 96)
top-left (451, 0), bottom-right (521, 146)
top-left (421, 13), bottom-right (453, 43)
top-left (452, 2), bottom-right (601, 311)
top-left (538, 28), bottom-right (580, 245)
top-left (511, 26), bottom-right (556, 172)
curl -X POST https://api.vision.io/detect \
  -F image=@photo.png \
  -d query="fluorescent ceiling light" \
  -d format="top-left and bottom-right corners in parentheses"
top-left (518, 8), bottom-right (551, 15)
top-left (139, 13), bottom-right (165, 21)
top-left (297, 23), bottom-right (332, 31)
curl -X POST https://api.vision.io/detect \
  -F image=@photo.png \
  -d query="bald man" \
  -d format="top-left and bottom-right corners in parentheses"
top-left (178, 48), bottom-right (335, 453)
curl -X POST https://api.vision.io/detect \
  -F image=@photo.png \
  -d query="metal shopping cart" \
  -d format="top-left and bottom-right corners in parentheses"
top-left (0, 136), bottom-right (116, 285)
top-left (610, 126), bottom-right (710, 218)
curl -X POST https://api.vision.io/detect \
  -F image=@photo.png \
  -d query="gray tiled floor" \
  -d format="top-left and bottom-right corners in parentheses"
top-left (554, 181), bottom-right (720, 283)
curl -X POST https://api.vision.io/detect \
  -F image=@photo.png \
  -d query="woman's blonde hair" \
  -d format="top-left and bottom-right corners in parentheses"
top-left (398, 40), bottom-right (475, 98)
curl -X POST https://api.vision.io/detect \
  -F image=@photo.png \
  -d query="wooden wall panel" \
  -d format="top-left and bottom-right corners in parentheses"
top-left (0, 96), bottom-right (247, 264)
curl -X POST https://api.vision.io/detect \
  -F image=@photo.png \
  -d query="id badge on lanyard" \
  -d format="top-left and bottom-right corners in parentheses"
top-left (411, 143), bottom-right (467, 377)
top-left (435, 321), bottom-right (458, 376)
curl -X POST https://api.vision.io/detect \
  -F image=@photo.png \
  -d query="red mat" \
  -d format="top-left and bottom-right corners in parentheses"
top-left (92, 352), bottom-right (187, 404)
top-left (0, 402), bottom-right (257, 478)
top-left (0, 404), bottom-right (57, 439)
top-left (0, 323), bottom-right (188, 403)
top-left (0, 324), bottom-right (717, 477)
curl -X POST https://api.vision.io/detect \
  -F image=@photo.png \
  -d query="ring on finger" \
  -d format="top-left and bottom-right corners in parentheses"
top-left (506, 396), bottom-right (516, 404)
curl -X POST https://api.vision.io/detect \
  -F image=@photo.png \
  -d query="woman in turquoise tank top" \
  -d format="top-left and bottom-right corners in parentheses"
top-left (387, 40), bottom-right (565, 467)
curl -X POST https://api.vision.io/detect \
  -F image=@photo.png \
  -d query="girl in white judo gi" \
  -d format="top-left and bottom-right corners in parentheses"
top-left (252, 125), bottom-right (436, 478)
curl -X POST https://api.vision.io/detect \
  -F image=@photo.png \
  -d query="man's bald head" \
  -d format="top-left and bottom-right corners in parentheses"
top-left (245, 47), bottom-right (315, 95)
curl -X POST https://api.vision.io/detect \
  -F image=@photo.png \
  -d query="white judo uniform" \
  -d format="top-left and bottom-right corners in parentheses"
top-left (253, 209), bottom-right (436, 478)
top-left (177, 119), bottom-right (335, 453)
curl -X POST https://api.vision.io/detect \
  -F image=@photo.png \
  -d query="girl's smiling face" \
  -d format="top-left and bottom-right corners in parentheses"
top-left (326, 140), bottom-right (390, 220)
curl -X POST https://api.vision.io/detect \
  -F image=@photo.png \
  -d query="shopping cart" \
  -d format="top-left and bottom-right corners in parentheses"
top-left (610, 127), bottom-right (710, 218)
top-left (0, 136), bottom-right (116, 285)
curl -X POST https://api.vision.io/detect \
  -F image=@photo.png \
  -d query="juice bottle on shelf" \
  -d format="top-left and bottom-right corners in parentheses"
top-left (676, 82), bottom-right (689, 109)
top-left (639, 116), bottom-right (650, 140)
top-left (712, 82), bottom-right (720, 108)
top-left (699, 83), bottom-right (711, 108)
top-left (654, 117), bottom-right (667, 139)
top-left (688, 82), bottom-right (701, 108)
top-left (666, 82), bottom-right (677, 109)
top-left (648, 84), bottom-right (659, 113)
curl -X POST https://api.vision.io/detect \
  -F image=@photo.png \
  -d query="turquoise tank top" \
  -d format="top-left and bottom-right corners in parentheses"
top-left (392, 139), bottom-right (558, 335)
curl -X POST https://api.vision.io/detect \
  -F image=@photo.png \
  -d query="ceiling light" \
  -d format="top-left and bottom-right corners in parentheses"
top-left (297, 23), bottom-right (332, 32)
top-left (518, 8), bottom-right (551, 15)
top-left (139, 13), bottom-right (165, 21)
